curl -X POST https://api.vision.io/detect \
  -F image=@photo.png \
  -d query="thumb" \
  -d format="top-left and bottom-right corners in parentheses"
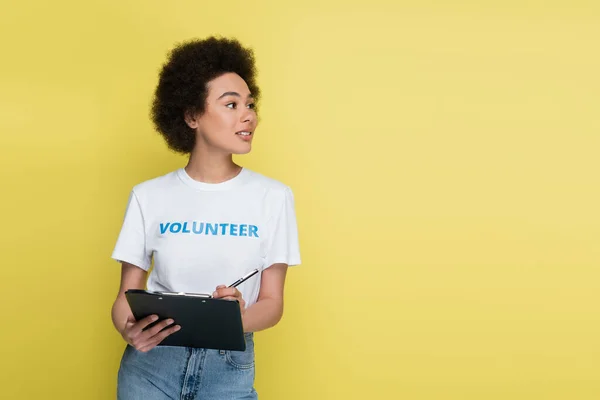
top-left (125, 314), bottom-right (136, 327)
top-left (120, 315), bottom-right (136, 337)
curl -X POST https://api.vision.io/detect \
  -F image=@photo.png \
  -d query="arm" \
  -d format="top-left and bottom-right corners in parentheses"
top-left (111, 262), bottom-right (147, 334)
top-left (213, 263), bottom-right (288, 333)
top-left (242, 263), bottom-right (288, 332)
top-left (111, 262), bottom-right (181, 352)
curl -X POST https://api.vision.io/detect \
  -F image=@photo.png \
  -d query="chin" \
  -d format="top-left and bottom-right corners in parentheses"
top-left (231, 144), bottom-right (252, 155)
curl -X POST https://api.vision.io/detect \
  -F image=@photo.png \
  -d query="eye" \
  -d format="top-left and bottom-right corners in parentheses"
top-left (226, 102), bottom-right (237, 109)
top-left (247, 103), bottom-right (256, 109)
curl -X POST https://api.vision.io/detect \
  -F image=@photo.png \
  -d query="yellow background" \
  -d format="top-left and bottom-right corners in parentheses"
top-left (1, 1), bottom-right (599, 399)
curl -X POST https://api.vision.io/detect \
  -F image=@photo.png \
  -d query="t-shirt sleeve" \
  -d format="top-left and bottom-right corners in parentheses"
top-left (264, 187), bottom-right (302, 269)
top-left (111, 190), bottom-right (152, 271)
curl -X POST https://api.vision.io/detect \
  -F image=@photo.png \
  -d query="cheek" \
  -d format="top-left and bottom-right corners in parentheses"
top-left (215, 111), bottom-right (237, 132)
top-left (202, 111), bottom-right (235, 138)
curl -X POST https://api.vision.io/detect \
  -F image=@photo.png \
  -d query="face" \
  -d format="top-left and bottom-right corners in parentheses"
top-left (186, 72), bottom-right (258, 155)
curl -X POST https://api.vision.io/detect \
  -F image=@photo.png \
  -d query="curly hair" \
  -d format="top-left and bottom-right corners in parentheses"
top-left (150, 36), bottom-right (260, 154)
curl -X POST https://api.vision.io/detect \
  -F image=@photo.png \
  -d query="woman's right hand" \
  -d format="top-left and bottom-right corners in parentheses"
top-left (120, 314), bottom-right (181, 353)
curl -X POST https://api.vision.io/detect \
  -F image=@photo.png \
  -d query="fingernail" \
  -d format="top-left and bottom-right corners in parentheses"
top-left (151, 315), bottom-right (158, 321)
top-left (175, 325), bottom-right (181, 331)
top-left (167, 319), bottom-right (174, 324)
top-left (212, 292), bottom-right (218, 297)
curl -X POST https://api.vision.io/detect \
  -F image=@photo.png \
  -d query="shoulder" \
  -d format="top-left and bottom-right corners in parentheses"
top-left (243, 168), bottom-right (294, 197)
top-left (130, 170), bottom-right (180, 198)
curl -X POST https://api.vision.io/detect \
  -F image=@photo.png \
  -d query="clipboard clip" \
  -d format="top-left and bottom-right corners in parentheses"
top-left (153, 291), bottom-right (212, 298)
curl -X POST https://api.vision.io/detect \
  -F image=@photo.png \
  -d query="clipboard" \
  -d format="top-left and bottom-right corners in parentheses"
top-left (124, 289), bottom-right (246, 351)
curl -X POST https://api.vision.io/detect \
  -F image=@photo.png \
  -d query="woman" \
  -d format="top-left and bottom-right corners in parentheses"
top-left (110, 36), bottom-right (301, 399)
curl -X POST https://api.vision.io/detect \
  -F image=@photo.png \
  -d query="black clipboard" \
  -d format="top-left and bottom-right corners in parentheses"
top-left (124, 289), bottom-right (246, 351)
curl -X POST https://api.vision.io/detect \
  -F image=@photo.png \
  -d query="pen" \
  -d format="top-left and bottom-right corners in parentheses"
top-left (228, 268), bottom-right (260, 288)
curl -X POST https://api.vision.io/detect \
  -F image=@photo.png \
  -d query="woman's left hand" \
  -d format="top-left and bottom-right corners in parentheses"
top-left (212, 285), bottom-right (246, 315)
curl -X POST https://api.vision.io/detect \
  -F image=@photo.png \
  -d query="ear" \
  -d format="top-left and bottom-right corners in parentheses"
top-left (184, 109), bottom-right (199, 129)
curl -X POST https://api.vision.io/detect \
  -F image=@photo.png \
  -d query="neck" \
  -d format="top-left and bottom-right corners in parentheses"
top-left (185, 147), bottom-right (241, 184)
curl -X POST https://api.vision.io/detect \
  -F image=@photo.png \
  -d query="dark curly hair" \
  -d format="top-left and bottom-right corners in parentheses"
top-left (150, 36), bottom-right (260, 154)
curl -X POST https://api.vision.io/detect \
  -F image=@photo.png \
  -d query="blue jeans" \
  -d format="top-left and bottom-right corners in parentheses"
top-left (117, 332), bottom-right (257, 399)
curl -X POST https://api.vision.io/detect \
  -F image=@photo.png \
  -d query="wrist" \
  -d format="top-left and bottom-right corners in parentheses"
top-left (116, 315), bottom-right (131, 336)
top-left (241, 310), bottom-right (249, 332)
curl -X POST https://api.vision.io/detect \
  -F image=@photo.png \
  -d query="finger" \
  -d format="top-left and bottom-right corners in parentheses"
top-left (143, 318), bottom-right (175, 341)
top-left (124, 314), bottom-right (137, 329)
top-left (139, 324), bottom-right (181, 352)
top-left (128, 314), bottom-right (159, 337)
top-left (131, 318), bottom-right (173, 349)
top-left (123, 315), bottom-right (158, 344)
top-left (216, 285), bottom-right (226, 289)
top-left (213, 287), bottom-right (239, 298)
top-left (127, 316), bottom-right (159, 345)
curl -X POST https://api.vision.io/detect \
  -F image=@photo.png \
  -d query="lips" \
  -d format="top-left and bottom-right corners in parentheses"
top-left (235, 130), bottom-right (253, 142)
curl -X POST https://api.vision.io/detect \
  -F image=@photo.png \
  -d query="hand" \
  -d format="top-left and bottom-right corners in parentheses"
top-left (213, 285), bottom-right (246, 315)
top-left (120, 314), bottom-right (181, 353)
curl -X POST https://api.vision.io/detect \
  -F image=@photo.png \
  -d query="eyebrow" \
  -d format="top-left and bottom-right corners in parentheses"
top-left (217, 91), bottom-right (254, 100)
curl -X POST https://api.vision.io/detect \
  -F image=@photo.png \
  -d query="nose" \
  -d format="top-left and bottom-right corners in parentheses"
top-left (241, 107), bottom-right (256, 124)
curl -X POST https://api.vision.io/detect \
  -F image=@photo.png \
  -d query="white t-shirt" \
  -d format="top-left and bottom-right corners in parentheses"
top-left (111, 167), bottom-right (301, 308)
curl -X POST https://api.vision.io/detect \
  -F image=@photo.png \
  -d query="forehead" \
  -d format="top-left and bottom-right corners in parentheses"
top-left (206, 72), bottom-right (252, 98)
